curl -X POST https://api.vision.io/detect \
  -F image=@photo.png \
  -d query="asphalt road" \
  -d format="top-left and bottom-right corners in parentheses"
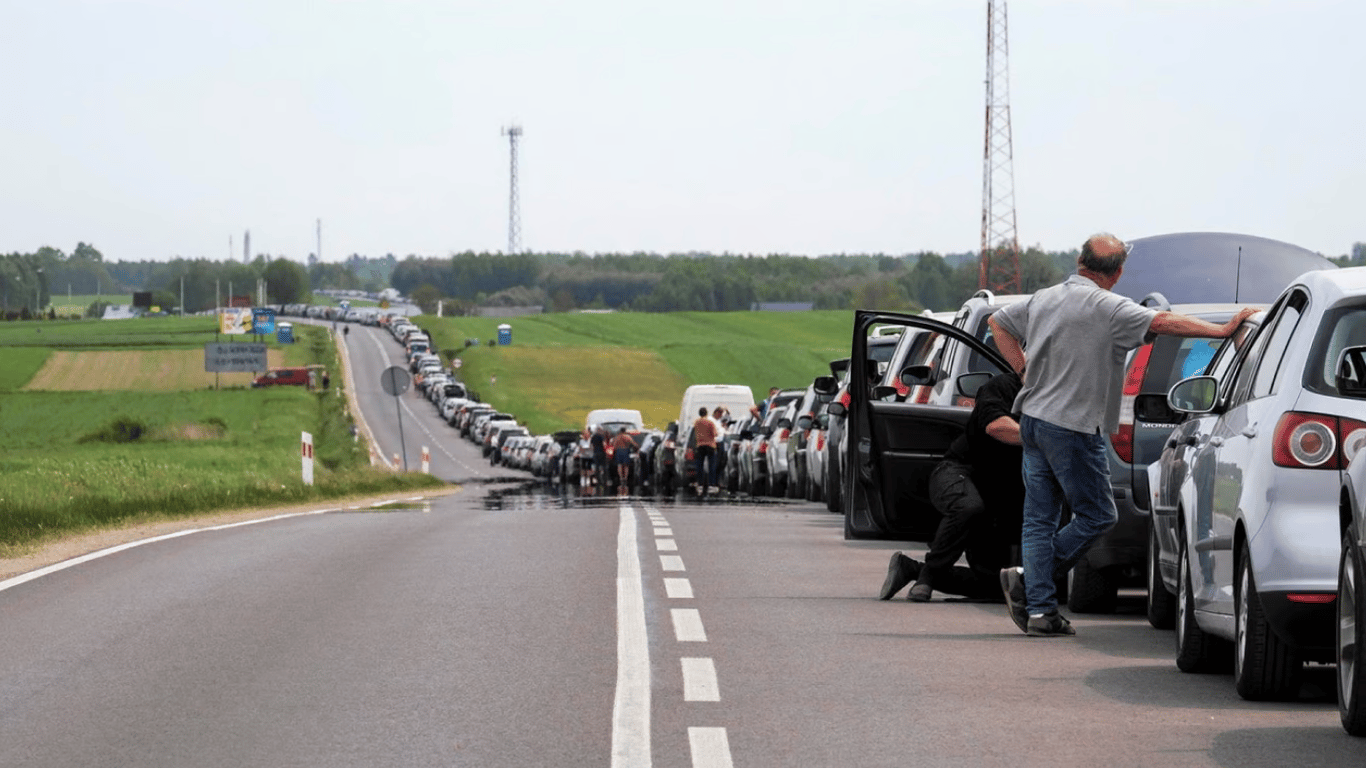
top-left (0, 321), bottom-right (1358, 767)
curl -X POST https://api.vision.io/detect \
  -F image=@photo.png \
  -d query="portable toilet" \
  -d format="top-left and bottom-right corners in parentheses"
top-left (497, 323), bottom-right (512, 345)
top-left (276, 322), bottom-right (294, 344)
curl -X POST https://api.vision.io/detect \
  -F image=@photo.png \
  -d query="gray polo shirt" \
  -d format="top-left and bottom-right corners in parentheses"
top-left (991, 274), bottom-right (1158, 435)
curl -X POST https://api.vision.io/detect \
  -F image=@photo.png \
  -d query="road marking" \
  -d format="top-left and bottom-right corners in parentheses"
top-left (671, 608), bottom-right (708, 642)
top-left (653, 527), bottom-right (673, 536)
top-left (664, 578), bottom-right (694, 598)
top-left (688, 728), bottom-right (735, 768)
top-left (660, 555), bottom-right (686, 572)
top-left (681, 657), bottom-right (720, 702)
top-left (612, 506), bottom-right (652, 768)
top-left (656, 538), bottom-right (678, 552)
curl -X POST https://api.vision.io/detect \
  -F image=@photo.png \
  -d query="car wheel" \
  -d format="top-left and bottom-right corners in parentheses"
top-left (1068, 555), bottom-right (1118, 614)
top-left (1175, 528), bottom-right (1227, 673)
top-left (1234, 538), bottom-right (1303, 700)
top-left (1339, 525), bottom-right (1366, 735)
top-left (825, 463), bottom-right (842, 514)
top-left (1147, 520), bottom-right (1177, 629)
top-left (772, 474), bottom-right (787, 498)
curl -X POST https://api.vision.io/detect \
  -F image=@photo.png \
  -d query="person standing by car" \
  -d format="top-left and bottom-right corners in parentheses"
top-left (589, 426), bottom-right (609, 490)
top-left (880, 372), bottom-right (1024, 602)
top-left (988, 233), bottom-right (1257, 636)
top-left (692, 407), bottom-right (719, 497)
top-left (610, 427), bottom-right (638, 495)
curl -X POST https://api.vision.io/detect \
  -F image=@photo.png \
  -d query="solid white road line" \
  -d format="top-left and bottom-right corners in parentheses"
top-left (664, 578), bottom-right (694, 599)
top-left (671, 609), bottom-right (708, 642)
top-left (655, 538), bottom-right (678, 552)
top-left (688, 728), bottom-right (735, 768)
top-left (660, 555), bottom-right (686, 572)
top-left (612, 506), bottom-right (652, 768)
top-left (681, 657), bottom-right (720, 702)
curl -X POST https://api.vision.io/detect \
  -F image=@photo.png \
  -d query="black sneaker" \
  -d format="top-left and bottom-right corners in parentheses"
top-left (879, 552), bottom-right (921, 600)
top-left (999, 567), bottom-right (1029, 633)
top-left (1025, 611), bottom-right (1076, 637)
top-left (908, 582), bottom-right (933, 602)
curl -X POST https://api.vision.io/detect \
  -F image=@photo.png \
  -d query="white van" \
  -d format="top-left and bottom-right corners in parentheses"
top-left (676, 384), bottom-right (755, 428)
top-left (586, 408), bottom-right (645, 432)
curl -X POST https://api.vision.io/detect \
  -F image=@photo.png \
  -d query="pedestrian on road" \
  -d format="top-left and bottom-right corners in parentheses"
top-left (610, 427), bottom-right (638, 495)
top-left (879, 371), bottom-right (1023, 603)
top-left (590, 426), bottom-right (609, 489)
top-left (691, 407), bottom-right (719, 497)
top-left (988, 233), bottom-right (1257, 637)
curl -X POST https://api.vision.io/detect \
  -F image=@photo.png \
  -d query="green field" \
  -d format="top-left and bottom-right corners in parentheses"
top-left (417, 310), bottom-right (856, 432)
top-left (0, 319), bottom-right (441, 554)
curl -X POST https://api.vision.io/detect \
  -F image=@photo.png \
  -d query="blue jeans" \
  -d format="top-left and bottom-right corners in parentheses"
top-left (694, 445), bottom-right (717, 490)
top-left (1019, 415), bottom-right (1117, 615)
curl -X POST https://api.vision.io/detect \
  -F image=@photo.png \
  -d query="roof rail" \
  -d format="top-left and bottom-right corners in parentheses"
top-left (1139, 292), bottom-right (1172, 311)
top-left (972, 288), bottom-right (996, 304)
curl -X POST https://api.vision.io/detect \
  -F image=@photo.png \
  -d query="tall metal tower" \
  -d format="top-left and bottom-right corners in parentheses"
top-left (502, 124), bottom-right (523, 254)
top-left (977, 0), bottom-right (1022, 294)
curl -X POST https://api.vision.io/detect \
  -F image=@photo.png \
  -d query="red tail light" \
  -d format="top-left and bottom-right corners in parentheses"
top-left (1286, 593), bottom-right (1336, 604)
top-left (1109, 343), bottom-right (1153, 464)
top-left (816, 433), bottom-right (826, 450)
top-left (758, 441), bottom-right (768, 455)
top-left (894, 379), bottom-right (909, 397)
top-left (839, 390), bottom-right (851, 408)
top-left (1272, 412), bottom-right (1366, 469)
top-left (779, 428), bottom-right (791, 441)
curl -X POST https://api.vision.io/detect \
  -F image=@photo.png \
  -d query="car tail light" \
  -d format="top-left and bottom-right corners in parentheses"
top-left (816, 432), bottom-right (826, 451)
top-left (1286, 593), bottom-right (1336, 604)
top-left (779, 428), bottom-right (791, 442)
top-left (758, 441), bottom-right (768, 455)
top-left (1272, 412), bottom-right (1366, 469)
top-left (894, 379), bottom-right (910, 398)
top-left (838, 390), bottom-right (851, 408)
top-left (1109, 343), bottom-right (1153, 464)
top-left (953, 396), bottom-right (975, 408)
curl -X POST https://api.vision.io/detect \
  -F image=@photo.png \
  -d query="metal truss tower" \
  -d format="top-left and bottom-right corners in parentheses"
top-left (502, 124), bottom-right (523, 254)
top-left (978, 0), bottom-right (1022, 294)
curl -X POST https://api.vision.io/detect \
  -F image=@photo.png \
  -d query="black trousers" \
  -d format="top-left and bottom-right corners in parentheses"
top-left (921, 460), bottom-right (1013, 599)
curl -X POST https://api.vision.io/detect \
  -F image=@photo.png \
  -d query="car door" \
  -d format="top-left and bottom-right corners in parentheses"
top-left (844, 310), bottom-right (1010, 540)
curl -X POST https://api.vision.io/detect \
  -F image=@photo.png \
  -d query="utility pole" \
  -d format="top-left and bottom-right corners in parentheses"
top-left (502, 124), bottom-right (523, 254)
top-left (978, 0), bottom-right (1022, 294)
top-left (316, 218), bottom-right (322, 263)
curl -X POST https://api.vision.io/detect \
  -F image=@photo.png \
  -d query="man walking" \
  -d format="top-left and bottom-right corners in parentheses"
top-left (691, 407), bottom-right (719, 497)
top-left (988, 233), bottom-right (1255, 637)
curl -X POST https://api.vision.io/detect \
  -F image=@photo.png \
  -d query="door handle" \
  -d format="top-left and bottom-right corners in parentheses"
top-left (1209, 437), bottom-right (1225, 448)
top-left (1242, 424), bottom-right (1258, 438)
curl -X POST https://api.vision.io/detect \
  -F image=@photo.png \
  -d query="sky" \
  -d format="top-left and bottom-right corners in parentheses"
top-left (2, 0), bottom-right (1363, 263)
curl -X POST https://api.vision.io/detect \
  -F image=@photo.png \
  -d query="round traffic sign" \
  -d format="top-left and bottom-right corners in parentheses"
top-left (380, 366), bottom-right (411, 396)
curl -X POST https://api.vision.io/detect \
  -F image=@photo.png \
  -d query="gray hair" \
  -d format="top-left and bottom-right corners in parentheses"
top-left (1078, 233), bottom-right (1129, 276)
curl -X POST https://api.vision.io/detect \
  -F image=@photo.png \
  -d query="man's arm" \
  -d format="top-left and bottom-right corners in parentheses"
top-left (985, 415), bottom-right (1021, 446)
top-left (987, 315), bottom-right (1027, 375)
top-left (1149, 307), bottom-right (1257, 338)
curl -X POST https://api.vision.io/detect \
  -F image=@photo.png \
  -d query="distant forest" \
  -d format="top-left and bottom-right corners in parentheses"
top-left (4, 240), bottom-right (1364, 318)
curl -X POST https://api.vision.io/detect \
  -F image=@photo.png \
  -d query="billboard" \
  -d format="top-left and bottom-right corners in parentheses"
top-left (219, 308), bottom-right (252, 335)
top-left (204, 342), bottom-right (268, 372)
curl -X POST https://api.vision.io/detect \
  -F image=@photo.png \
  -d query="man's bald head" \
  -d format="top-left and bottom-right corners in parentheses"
top-left (1078, 233), bottom-right (1129, 277)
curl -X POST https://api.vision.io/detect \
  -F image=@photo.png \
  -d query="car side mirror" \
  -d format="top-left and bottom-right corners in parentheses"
top-left (812, 375), bottom-right (838, 396)
top-left (777, 418), bottom-right (792, 430)
top-left (827, 401), bottom-right (846, 417)
top-left (797, 415), bottom-right (813, 430)
top-left (955, 372), bottom-right (992, 399)
top-left (1337, 345), bottom-right (1366, 398)
top-left (900, 364), bottom-right (935, 387)
top-left (1168, 376), bottom-right (1218, 413)
top-left (871, 385), bottom-right (898, 400)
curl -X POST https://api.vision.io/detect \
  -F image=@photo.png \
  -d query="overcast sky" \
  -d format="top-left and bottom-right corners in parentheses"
top-left (2, 0), bottom-right (1362, 263)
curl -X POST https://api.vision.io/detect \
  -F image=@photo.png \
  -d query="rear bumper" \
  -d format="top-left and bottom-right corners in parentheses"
top-left (1260, 593), bottom-right (1335, 655)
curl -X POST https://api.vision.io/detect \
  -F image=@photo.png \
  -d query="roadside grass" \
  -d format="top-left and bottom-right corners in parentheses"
top-left (0, 315), bottom-right (226, 349)
top-left (415, 310), bottom-right (855, 432)
top-left (0, 322), bottom-right (441, 554)
top-left (48, 294), bottom-right (134, 315)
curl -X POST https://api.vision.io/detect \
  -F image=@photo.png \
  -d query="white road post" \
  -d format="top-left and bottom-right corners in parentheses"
top-left (422, 445), bottom-right (431, 474)
top-left (301, 431), bottom-right (314, 486)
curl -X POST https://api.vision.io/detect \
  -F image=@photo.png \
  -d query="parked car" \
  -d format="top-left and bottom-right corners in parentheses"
top-left (747, 389), bottom-right (804, 497)
top-left (653, 422), bottom-right (680, 494)
top-left (1338, 445), bottom-right (1366, 735)
top-left (783, 382), bottom-right (835, 499)
top-left (251, 367), bottom-right (313, 388)
top-left (839, 310), bottom-right (1010, 540)
top-left (1149, 267), bottom-right (1366, 701)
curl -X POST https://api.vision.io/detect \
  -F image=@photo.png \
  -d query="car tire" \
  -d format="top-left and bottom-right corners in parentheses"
top-left (772, 475), bottom-right (787, 498)
top-left (825, 462), bottom-right (842, 514)
top-left (1234, 539), bottom-right (1303, 701)
top-left (1339, 525), bottom-right (1366, 736)
top-left (1176, 527), bottom-right (1227, 673)
top-left (1147, 520), bottom-right (1177, 629)
top-left (1068, 556), bottom-right (1118, 614)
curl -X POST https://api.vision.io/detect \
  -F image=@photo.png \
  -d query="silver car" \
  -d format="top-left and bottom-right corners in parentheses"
top-left (1338, 421), bottom-right (1366, 735)
top-left (1150, 267), bottom-right (1366, 701)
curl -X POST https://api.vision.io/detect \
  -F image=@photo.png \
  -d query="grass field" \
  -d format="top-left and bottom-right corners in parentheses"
top-left (416, 309), bottom-right (857, 432)
top-left (0, 320), bottom-right (441, 554)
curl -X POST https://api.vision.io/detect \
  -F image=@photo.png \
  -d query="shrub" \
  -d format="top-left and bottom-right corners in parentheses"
top-left (79, 416), bottom-right (147, 443)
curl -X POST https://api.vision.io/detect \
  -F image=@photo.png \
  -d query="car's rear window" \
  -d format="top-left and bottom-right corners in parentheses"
top-left (1305, 302), bottom-right (1366, 396)
top-left (1142, 336), bottom-right (1224, 394)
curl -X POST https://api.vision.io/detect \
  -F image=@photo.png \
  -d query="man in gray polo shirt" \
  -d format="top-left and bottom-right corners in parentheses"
top-left (987, 233), bottom-right (1255, 637)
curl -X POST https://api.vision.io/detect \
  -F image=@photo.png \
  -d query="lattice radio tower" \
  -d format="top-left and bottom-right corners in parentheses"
top-left (977, 0), bottom-right (1022, 294)
top-left (502, 124), bottom-right (523, 254)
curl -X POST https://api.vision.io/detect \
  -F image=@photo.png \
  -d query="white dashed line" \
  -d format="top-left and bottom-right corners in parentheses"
top-left (664, 578), bottom-right (694, 599)
top-left (688, 728), bottom-right (735, 768)
top-left (681, 657), bottom-right (720, 702)
top-left (671, 609), bottom-right (708, 642)
top-left (653, 527), bottom-right (673, 536)
top-left (656, 538), bottom-right (678, 552)
top-left (660, 555), bottom-right (686, 572)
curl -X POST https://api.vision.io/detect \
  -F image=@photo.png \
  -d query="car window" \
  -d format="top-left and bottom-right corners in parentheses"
top-left (1248, 290), bottom-right (1307, 398)
top-left (1227, 296), bottom-right (1290, 407)
top-left (1305, 302), bottom-right (1366, 396)
top-left (1205, 321), bottom-right (1258, 399)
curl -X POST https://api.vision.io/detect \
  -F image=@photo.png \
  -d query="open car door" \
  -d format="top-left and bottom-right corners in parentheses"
top-left (841, 310), bottom-right (1011, 540)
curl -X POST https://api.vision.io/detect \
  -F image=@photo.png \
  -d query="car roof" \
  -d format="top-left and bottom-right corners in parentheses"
top-left (1117, 231), bottom-right (1336, 304)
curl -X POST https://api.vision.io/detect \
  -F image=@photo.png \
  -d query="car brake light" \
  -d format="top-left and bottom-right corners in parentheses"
top-left (1109, 343), bottom-right (1153, 464)
top-left (779, 428), bottom-right (790, 441)
top-left (816, 433), bottom-right (826, 451)
top-left (1286, 593), bottom-right (1336, 604)
top-left (839, 390), bottom-right (851, 408)
top-left (894, 379), bottom-right (909, 397)
top-left (954, 396), bottom-right (975, 408)
top-left (1272, 412), bottom-right (1366, 469)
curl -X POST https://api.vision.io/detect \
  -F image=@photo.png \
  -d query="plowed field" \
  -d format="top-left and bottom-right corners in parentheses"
top-left (23, 349), bottom-right (285, 391)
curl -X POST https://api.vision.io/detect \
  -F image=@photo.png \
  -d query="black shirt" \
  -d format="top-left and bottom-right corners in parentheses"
top-left (943, 372), bottom-right (1024, 512)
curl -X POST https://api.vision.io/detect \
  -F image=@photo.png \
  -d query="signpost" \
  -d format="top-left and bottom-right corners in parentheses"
top-left (204, 342), bottom-right (268, 373)
top-left (380, 366), bottom-right (411, 471)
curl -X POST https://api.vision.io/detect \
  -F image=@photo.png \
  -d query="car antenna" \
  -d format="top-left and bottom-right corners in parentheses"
top-left (1235, 245), bottom-right (1242, 302)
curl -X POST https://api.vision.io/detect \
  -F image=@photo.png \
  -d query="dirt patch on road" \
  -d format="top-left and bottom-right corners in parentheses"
top-left (0, 486), bottom-right (463, 583)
